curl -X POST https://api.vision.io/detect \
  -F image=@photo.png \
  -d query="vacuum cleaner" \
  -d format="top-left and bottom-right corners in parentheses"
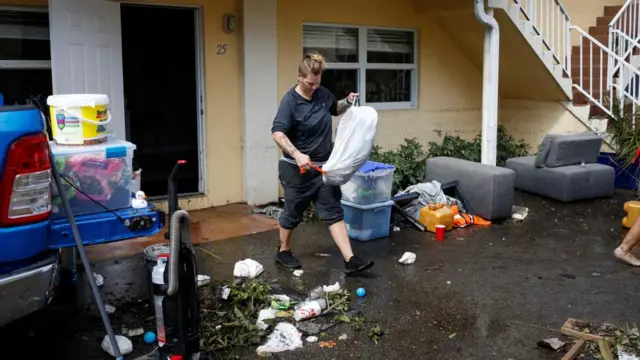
top-left (151, 160), bottom-right (210, 360)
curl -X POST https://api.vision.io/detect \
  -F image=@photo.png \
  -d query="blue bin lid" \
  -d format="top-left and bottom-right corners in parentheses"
top-left (359, 160), bottom-right (395, 174)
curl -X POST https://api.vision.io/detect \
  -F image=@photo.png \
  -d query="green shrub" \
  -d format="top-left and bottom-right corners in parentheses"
top-left (427, 125), bottom-right (530, 166)
top-left (369, 138), bottom-right (428, 194)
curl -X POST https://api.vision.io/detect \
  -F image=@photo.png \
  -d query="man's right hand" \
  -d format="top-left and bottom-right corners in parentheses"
top-left (294, 152), bottom-right (311, 169)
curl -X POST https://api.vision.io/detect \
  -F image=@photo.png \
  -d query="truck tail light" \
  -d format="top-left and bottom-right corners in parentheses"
top-left (0, 132), bottom-right (52, 226)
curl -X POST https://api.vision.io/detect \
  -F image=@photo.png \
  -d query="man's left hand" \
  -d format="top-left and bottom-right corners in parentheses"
top-left (347, 92), bottom-right (359, 105)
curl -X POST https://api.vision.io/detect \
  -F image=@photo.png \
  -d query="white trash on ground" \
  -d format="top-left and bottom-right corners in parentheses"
top-left (93, 273), bottom-right (104, 287)
top-left (322, 105), bottom-right (378, 186)
top-left (197, 274), bottom-right (211, 287)
top-left (256, 308), bottom-right (277, 331)
top-left (104, 304), bottom-right (116, 314)
top-left (322, 282), bottom-right (341, 293)
top-left (398, 252), bottom-right (417, 265)
top-left (512, 206), bottom-right (529, 221)
top-left (233, 259), bottom-right (264, 278)
top-left (101, 335), bottom-right (133, 357)
top-left (220, 286), bottom-right (231, 300)
top-left (306, 336), bottom-right (318, 343)
top-left (256, 322), bottom-right (303, 355)
top-left (618, 347), bottom-right (640, 360)
top-left (293, 269), bottom-right (304, 277)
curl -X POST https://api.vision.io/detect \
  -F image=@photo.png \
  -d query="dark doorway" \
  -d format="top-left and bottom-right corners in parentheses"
top-left (121, 4), bottom-right (201, 198)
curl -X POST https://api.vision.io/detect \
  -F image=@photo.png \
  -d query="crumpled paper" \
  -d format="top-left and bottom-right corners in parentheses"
top-left (101, 335), bottom-right (132, 357)
top-left (256, 308), bottom-right (277, 330)
top-left (398, 252), bottom-right (416, 265)
top-left (256, 322), bottom-right (303, 355)
top-left (233, 259), bottom-right (264, 278)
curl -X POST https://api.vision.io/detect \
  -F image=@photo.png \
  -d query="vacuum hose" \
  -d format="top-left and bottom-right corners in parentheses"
top-left (166, 210), bottom-right (191, 296)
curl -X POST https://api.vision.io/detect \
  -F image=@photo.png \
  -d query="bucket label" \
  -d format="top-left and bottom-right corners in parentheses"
top-left (96, 108), bottom-right (108, 120)
top-left (55, 110), bottom-right (80, 130)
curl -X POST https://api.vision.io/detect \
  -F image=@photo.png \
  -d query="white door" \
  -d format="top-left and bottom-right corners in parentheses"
top-left (48, 0), bottom-right (126, 140)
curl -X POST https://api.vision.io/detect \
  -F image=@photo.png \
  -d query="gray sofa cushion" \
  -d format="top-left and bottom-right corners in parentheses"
top-left (544, 132), bottom-right (603, 168)
top-left (535, 134), bottom-right (560, 168)
top-left (426, 157), bottom-right (515, 221)
top-left (506, 156), bottom-right (614, 202)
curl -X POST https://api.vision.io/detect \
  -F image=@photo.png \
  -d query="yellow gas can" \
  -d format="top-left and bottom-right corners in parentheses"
top-left (622, 200), bottom-right (640, 228)
top-left (419, 204), bottom-right (454, 233)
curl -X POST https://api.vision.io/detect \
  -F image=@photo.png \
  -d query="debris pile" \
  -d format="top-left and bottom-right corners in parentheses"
top-left (198, 278), bottom-right (382, 357)
top-left (538, 318), bottom-right (640, 360)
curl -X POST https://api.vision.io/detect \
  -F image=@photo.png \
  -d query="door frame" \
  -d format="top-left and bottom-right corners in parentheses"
top-left (119, 2), bottom-right (208, 196)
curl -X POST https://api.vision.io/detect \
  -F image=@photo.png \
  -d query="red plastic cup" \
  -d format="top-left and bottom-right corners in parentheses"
top-left (435, 225), bottom-right (446, 242)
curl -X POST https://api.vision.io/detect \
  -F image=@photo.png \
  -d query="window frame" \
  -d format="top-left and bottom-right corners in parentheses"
top-left (0, 5), bottom-right (51, 70)
top-left (301, 22), bottom-right (419, 111)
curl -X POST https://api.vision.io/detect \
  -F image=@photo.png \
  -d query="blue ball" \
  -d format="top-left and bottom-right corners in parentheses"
top-left (143, 331), bottom-right (156, 344)
top-left (356, 287), bottom-right (366, 297)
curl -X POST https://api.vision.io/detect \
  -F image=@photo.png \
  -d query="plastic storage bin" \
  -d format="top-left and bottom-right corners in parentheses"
top-left (342, 200), bottom-right (394, 241)
top-left (50, 139), bottom-right (136, 219)
top-left (341, 161), bottom-right (395, 205)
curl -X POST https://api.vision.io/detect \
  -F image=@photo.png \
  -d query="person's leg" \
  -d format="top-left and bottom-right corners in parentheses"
top-left (614, 216), bottom-right (640, 266)
top-left (314, 183), bottom-right (374, 274)
top-left (276, 161), bottom-right (314, 268)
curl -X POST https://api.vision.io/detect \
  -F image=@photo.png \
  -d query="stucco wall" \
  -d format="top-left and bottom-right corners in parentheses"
top-left (1, 0), bottom-right (245, 211)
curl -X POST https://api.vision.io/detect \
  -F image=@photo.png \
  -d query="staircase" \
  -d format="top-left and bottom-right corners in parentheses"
top-left (571, 1), bottom-right (640, 137)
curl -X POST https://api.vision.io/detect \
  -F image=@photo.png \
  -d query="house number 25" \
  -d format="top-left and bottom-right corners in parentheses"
top-left (217, 44), bottom-right (227, 55)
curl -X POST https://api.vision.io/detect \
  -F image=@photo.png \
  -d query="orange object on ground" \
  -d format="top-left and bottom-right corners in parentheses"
top-left (450, 205), bottom-right (491, 227)
top-left (622, 200), bottom-right (640, 228)
top-left (419, 203), bottom-right (454, 233)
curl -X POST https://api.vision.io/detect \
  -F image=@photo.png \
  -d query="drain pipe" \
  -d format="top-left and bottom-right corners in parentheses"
top-left (474, 0), bottom-right (500, 166)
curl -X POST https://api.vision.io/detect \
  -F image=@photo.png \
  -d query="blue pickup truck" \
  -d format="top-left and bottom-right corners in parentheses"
top-left (0, 104), bottom-right (164, 327)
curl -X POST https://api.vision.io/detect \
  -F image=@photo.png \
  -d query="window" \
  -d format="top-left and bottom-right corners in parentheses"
top-left (0, 7), bottom-right (53, 107)
top-left (302, 24), bottom-right (417, 110)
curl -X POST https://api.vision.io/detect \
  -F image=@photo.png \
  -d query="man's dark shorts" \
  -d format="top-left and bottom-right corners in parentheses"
top-left (278, 161), bottom-right (344, 230)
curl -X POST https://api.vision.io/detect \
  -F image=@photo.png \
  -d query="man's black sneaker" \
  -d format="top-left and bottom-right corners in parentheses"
top-left (275, 249), bottom-right (301, 268)
top-left (345, 255), bottom-right (374, 274)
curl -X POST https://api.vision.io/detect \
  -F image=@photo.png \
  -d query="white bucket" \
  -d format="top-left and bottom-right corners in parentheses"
top-left (47, 94), bottom-right (111, 145)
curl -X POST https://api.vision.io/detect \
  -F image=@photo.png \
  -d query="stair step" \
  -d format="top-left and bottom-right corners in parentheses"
top-left (589, 26), bottom-right (609, 36)
top-left (571, 64), bottom-right (608, 73)
top-left (597, 16), bottom-right (614, 27)
top-left (572, 77), bottom-right (607, 89)
top-left (572, 47), bottom-right (609, 60)
top-left (582, 34), bottom-right (608, 46)
top-left (604, 5), bottom-right (623, 17)
top-left (572, 89), bottom-right (607, 105)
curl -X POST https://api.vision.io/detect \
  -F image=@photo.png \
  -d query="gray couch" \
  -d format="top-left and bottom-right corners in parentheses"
top-left (426, 157), bottom-right (515, 221)
top-left (505, 132), bottom-right (614, 202)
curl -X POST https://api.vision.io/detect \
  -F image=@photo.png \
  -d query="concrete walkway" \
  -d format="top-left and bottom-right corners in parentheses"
top-left (1, 190), bottom-right (639, 359)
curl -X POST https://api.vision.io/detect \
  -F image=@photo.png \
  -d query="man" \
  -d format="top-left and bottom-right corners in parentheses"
top-left (270, 52), bottom-right (374, 274)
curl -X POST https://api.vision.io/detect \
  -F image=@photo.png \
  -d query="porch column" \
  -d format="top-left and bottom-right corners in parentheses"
top-left (242, 0), bottom-right (279, 205)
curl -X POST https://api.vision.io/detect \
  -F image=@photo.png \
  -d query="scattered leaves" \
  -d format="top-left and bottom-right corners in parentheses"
top-left (199, 280), bottom-right (273, 357)
top-left (368, 324), bottom-right (384, 344)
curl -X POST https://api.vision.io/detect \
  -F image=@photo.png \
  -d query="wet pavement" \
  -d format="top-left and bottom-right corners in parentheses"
top-left (2, 190), bottom-right (640, 359)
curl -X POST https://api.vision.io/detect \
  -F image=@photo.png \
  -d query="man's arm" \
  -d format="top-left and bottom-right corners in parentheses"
top-left (271, 98), bottom-right (300, 158)
top-left (271, 131), bottom-right (299, 158)
top-left (335, 98), bottom-right (351, 115)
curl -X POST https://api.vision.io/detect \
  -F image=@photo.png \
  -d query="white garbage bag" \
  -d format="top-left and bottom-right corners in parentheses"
top-left (256, 322), bottom-right (303, 355)
top-left (322, 105), bottom-right (378, 186)
top-left (233, 258), bottom-right (264, 278)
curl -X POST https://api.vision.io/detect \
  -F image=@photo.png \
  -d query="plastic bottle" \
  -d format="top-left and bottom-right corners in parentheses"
top-left (293, 298), bottom-right (328, 321)
top-left (152, 253), bottom-right (169, 346)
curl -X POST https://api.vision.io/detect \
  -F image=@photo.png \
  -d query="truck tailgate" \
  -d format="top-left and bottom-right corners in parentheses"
top-left (48, 206), bottom-right (165, 249)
